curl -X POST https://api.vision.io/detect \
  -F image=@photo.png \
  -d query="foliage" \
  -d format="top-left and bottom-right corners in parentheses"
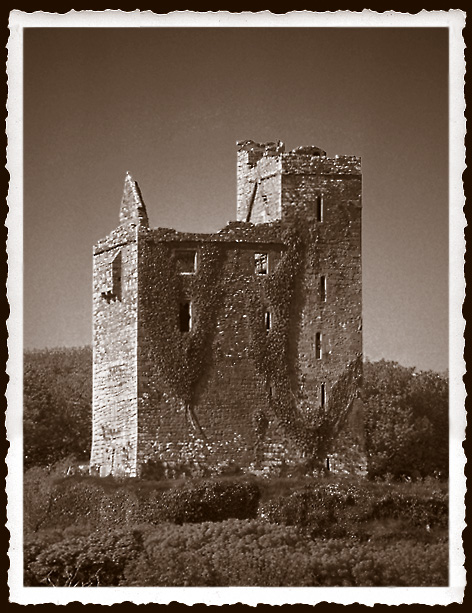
top-left (23, 346), bottom-right (92, 468)
top-left (363, 360), bottom-right (448, 480)
top-left (24, 473), bottom-right (261, 532)
top-left (247, 225), bottom-right (363, 463)
top-left (140, 239), bottom-right (225, 417)
top-left (24, 475), bottom-right (448, 587)
top-left (150, 479), bottom-right (261, 525)
top-left (122, 519), bottom-right (447, 587)
top-left (26, 527), bottom-right (144, 586)
top-left (258, 480), bottom-right (448, 539)
top-left (26, 518), bottom-right (447, 587)
top-left (23, 460), bottom-right (86, 533)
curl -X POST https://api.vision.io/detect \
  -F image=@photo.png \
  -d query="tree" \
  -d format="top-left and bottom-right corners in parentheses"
top-left (24, 346), bottom-right (92, 468)
top-left (363, 360), bottom-right (448, 480)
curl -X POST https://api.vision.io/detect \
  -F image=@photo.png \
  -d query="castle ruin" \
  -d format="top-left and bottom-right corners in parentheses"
top-left (90, 140), bottom-right (364, 477)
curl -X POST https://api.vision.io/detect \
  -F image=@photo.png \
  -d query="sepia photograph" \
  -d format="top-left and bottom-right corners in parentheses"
top-left (7, 10), bottom-right (466, 606)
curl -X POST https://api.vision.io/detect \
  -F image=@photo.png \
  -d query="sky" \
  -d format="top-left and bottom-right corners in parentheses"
top-left (22, 25), bottom-right (450, 372)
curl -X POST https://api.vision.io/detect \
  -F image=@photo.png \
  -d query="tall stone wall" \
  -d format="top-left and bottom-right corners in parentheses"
top-left (279, 154), bottom-right (363, 428)
top-left (90, 225), bottom-right (139, 476)
top-left (134, 224), bottom-right (303, 475)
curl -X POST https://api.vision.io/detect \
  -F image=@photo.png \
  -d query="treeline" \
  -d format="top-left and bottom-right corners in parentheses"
top-left (24, 346), bottom-right (92, 468)
top-left (23, 346), bottom-right (448, 480)
top-left (363, 360), bottom-right (448, 480)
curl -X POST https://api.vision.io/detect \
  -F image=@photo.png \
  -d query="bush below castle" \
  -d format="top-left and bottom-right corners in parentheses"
top-left (24, 467), bottom-right (448, 587)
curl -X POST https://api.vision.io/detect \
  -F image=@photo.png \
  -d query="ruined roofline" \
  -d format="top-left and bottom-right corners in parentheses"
top-left (93, 219), bottom-right (286, 256)
top-left (95, 141), bottom-right (361, 255)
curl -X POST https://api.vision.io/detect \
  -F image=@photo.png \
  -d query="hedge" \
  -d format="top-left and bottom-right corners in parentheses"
top-left (25, 520), bottom-right (447, 587)
top-left (24, 474), bottom-right (261, 533)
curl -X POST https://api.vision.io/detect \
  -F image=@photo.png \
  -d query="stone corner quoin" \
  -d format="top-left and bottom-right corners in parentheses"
top-left (91, 139), bottom-right (364, 478)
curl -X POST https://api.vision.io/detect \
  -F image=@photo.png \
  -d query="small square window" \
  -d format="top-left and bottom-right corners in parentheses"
top-left (255, 252), bottom-right (268, 275)
top-left (175, 250), bottom-right (196, 274)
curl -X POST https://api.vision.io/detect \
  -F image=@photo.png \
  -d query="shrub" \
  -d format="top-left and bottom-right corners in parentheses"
top-left (24, 466), bottom-right (58, 534)
top-left (25, 527), bottom-right (144, 586)
top-left (122, 519), bottom-right (448, 587)
top-left (130, 479), bottom-right (261, 525)
top-left (259, 483), bottom-right (363, 536)
top-left (25, 474), bottom-right (262, 533)
top-left (258, 481), bottom-right (448, 539)
top-left (371, 491), bottom-right (448, 529)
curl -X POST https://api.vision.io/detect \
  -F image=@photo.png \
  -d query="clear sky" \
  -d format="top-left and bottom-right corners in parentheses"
top-left (23, 26), bottom-right (449, 372)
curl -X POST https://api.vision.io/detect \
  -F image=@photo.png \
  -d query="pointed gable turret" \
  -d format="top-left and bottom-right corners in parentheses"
top-left (119, 172), bottom-right (149, 227)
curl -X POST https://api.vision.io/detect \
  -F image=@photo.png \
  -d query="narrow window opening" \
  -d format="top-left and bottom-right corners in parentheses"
top-left (175, 250), bottom-right (197, 274)
top-left (180, 301), bottom-right (192, 332)
top-left (326, 456), bottom-right (330, 471)
top-left (316, 195), bottom-right (324, 222)
top-left (315, 332), bottom-right (322, 359)
top-left (101, 250), bottom-right (122, 300)
top-left (112, 251), bottom-right (122, 299)
top-left (255, 252), bottom-right (268, 275)
top-left (265, 311), bottom-right (272, 331)
top-left (320, 383), bottom-right (326, 408)
top-left (320, 275), bottom-right (327, 302)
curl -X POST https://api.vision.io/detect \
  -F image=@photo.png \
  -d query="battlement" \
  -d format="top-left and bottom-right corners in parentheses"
top-left (236, 139), bottom-right (285, 166)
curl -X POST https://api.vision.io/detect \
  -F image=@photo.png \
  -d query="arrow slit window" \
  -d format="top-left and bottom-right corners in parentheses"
top-left (180, 301), bottom-right (192, 332)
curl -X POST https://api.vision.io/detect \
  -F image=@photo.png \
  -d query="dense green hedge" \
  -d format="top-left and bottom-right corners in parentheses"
top-left (24, 470), bottom-right (448, 587)
top-left (258, 482), bottom-right (448, 538)
top-left (24, 471), bottom-right (261, 533)
top-left (25, 520), bottom-right (448, 587)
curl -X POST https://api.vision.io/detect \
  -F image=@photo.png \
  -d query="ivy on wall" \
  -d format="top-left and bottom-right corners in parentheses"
top-left (140, 239), bottom-right (225, 425)
top-left (140, 221), bottom-right (362, 468)
top-left (246, 224), bottom-right (362, 465)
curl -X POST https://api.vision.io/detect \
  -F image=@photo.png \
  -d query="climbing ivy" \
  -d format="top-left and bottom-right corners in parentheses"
top-left (140, 239), bottom-right (225, 419)
top-left (246, 224), bottom-right (362, 464)
top-left (140, 222), bottom-right (362, 467)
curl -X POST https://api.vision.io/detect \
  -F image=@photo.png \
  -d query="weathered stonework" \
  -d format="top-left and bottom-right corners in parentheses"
top-left (90, 141), bottom-right (364, 477)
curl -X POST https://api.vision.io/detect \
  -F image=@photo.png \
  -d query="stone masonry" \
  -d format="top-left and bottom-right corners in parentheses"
top-left (90, 140), bottom-right (364, 477)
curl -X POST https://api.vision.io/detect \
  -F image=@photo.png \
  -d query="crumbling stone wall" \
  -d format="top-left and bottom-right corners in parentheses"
top-left (91, 230), bottom-right (139, 476)
top-left (91, 141), bottom-right (364, 477)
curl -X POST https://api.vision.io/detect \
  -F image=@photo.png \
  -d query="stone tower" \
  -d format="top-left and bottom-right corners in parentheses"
top-left (90, 141), bottom-right (363, 477)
